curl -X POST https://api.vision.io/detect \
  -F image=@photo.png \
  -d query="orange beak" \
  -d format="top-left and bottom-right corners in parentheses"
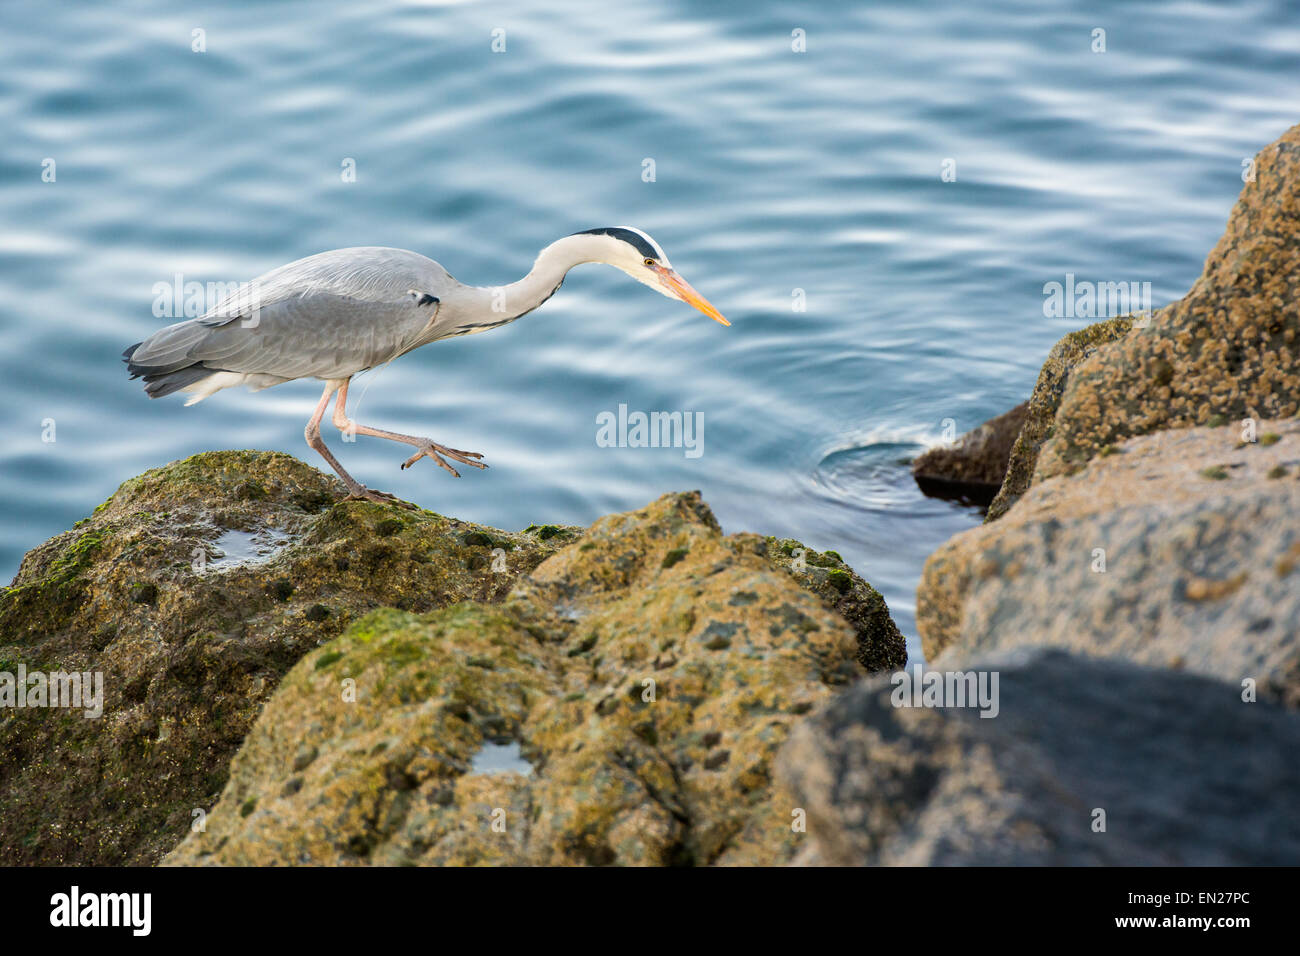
top-left (657, 267), bottom-right (730, 326)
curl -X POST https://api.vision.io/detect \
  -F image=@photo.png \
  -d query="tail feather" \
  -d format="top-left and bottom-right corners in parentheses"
top-left (124, 339), bottom-right (221, 399)
top-left (123, 341), bottom-right (145, 376)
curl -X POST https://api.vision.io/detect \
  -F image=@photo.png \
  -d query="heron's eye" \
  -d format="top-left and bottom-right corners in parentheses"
top-left (643, 258), bottom-right (656, 268)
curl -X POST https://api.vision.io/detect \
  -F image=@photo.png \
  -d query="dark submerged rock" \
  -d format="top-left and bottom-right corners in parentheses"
top-left (779, 648), bottom-right (1300, 865)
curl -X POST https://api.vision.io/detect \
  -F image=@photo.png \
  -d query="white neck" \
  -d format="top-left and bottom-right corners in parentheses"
top-left (462, 233), bottom-right (621, 322)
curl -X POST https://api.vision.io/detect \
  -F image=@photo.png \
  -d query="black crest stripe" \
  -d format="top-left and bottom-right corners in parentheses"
top-left (572, 227), bottom-right (658, 260)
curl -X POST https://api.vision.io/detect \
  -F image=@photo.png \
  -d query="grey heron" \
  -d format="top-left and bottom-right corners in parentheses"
top-left (124, 227), bottom-right (729, 507)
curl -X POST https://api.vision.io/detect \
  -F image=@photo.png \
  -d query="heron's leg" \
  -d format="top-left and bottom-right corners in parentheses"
top-left (331, 380), bottom-right (488, 479)
top-left (307, 381), bottom-right (414, 509)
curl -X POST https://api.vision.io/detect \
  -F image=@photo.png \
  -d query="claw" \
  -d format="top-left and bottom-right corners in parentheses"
top-left (428, 444), bottom-right (487, 468)
top-left (400, 441), bottom-right (488, 476)
top-left (402, 446), bottom-right (460, 477)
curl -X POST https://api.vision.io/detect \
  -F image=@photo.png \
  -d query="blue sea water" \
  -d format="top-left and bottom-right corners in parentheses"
top-left (2, 0), bottom-right (1298, 657)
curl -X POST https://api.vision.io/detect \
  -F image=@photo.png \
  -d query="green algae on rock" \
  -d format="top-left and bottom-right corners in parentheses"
top-left (165, 491), bottom-right (900, 866)
top-left (761, 536), bottom-right (905, 672)
top-left (0, 450), bottom-right (578, 866)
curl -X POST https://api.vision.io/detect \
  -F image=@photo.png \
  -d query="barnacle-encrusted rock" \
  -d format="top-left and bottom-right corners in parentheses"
top-left (1031, 123), bottom-right (1300, 486)
top-left (985, 319), bottom-right (1134, 520)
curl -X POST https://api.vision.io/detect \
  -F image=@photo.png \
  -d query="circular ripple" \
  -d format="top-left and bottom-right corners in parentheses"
top-left (812, 430), bottom-right (984, 520)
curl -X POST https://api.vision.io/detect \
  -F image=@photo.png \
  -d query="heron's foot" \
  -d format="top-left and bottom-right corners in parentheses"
top-left (400, 441), bottom-right (489, 478)
top-left (342, 487), bottom-right (418, 510)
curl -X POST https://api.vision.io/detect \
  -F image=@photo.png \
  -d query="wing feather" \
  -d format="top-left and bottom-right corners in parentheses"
top-left (127, 248), bottom-right (448, 382)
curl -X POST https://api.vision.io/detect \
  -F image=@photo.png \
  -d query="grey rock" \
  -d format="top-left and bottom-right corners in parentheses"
top-left (918, 419), bottom-right (1300, 707)
top-left (778, 648), bottom-right (1300, 865)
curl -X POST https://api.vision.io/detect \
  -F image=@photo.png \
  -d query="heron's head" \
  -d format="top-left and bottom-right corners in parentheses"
top-left (571, 226), bottom-right (730, 326)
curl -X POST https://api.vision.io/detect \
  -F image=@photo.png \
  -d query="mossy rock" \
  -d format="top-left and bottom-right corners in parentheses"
top-left (4, 456), bottom-right (902, 867)
top-left (523, 523), bottom-right (576, 542)
top-left (167, 492), bottom-right (898, 867)
top-left (0, 450), bottom-right (575, 866)
top-left (762, 537), bottom-right (905, 672)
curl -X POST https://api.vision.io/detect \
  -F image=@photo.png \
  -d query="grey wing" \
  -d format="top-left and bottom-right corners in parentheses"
top-left (178, 292), bottom-right (439, 380)
top-left (126, 249), bottom-right (446, 382)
